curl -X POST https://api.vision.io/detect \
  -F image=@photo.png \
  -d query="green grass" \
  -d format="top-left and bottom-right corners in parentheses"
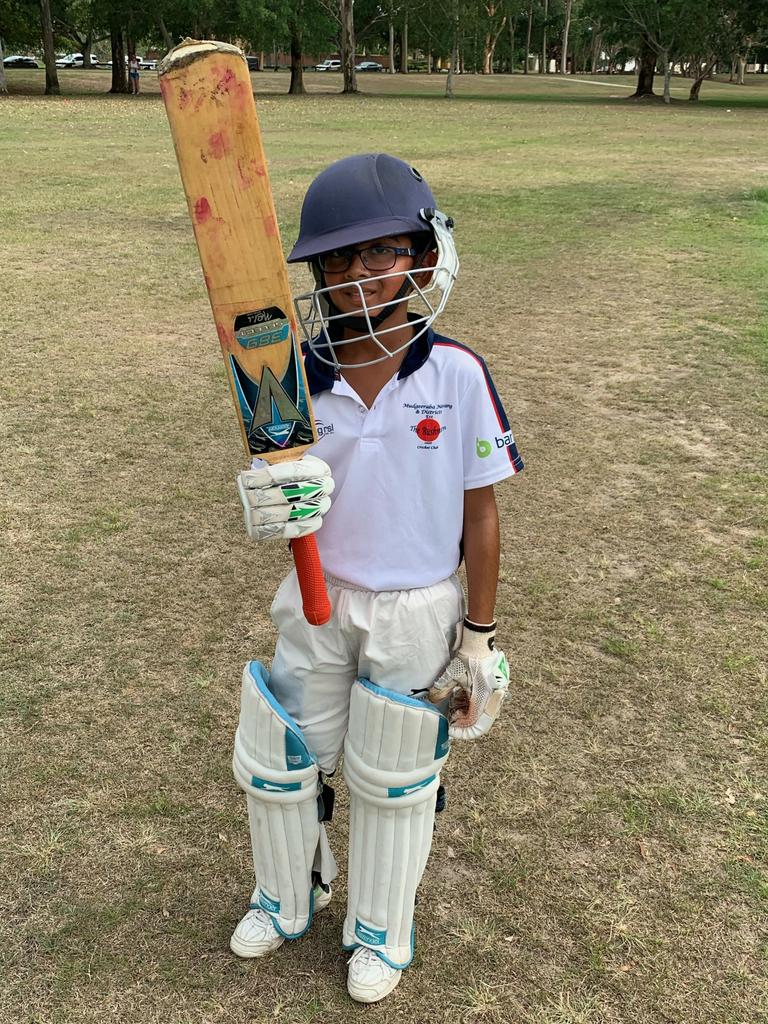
top-left (1, 70), bottom-right (767, 1024)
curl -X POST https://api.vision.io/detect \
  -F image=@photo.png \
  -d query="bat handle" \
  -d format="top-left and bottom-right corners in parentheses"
top-left (290, 535), bottom-right (332, 626)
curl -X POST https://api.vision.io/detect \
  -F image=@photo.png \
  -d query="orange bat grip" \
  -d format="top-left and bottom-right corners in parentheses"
top-left (290, 534), bottom-right (331, 626)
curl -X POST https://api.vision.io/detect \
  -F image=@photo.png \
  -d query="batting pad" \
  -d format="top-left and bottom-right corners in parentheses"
top-left (342, 679), bottom-right (451, 969)
top-left (232, 661), bottom-right (320, 939)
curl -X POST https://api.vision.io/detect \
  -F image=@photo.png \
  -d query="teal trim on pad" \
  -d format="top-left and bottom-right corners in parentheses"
top-left (354, 920), bottom-right (387, 946)
top-left (246, 661), bottom-right (316, 771)
top-left (342, 923), bottom-right (416, 970)
top-left (250, 775), bottom-right (302, 792)
top-left (387, 774), bottom-right (436, 798)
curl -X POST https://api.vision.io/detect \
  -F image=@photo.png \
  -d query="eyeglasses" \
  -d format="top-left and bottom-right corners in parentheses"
top-left (317, 244), bottom-right (418, 274)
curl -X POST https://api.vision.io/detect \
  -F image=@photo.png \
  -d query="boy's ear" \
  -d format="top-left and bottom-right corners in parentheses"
top-left (412, 248), bottom-right (438, 287)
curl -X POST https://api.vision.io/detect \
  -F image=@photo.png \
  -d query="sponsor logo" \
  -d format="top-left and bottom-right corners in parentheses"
top-left (259, 893), bottom-right (280, 914)
top-left (355, 922), bottom-right (386, 946)
top-left (315, 420), bottom-right (334, 438)
top-left (476, 437), bottom-right (492, 458)
top-left (234, 306), bottom-right (291, 349)
top-left (495, 431), bottom-right (516, 450)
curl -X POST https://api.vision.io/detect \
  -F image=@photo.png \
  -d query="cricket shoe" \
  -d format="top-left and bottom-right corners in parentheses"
top-left (229, 884), bottom-right (332, 959)
top-left (346, 946), bottom-right (402, 1003)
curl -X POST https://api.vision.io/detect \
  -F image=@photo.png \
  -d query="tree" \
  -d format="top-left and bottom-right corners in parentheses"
top-left (561, 0), bottom-right (574, 72)
top-left (40, 0), bottom-right (60, 94)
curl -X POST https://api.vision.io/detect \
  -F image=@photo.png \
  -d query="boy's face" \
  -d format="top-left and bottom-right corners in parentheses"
top-left (321, 234), bottom-right (436, 320)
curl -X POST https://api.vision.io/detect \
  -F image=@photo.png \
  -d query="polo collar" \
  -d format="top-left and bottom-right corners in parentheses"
top-left (302, 318), bottom-right (435, 397)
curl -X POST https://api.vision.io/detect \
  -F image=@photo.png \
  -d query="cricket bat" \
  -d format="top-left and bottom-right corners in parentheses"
top-left (158, 38), bottom-right (331, 626)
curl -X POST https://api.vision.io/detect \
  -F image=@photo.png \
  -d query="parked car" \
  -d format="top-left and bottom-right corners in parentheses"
top-left (315, 59), bottom-right (341, 71)
top-left (139, 58), bottom-right (157, 70)
top-left (3, 55), bottom-right (39, 68)
top-left (355, 61), bottom-right (383, 72)
top-left (245, 55), bottom-right (260, 71)
top-left (55, 53), bottom-right (100, 67)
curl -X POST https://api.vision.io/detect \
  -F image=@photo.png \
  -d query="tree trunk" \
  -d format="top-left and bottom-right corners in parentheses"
top-left (632, 38), bottom-right (656, 96)
top-left (110, 22), bottom-right (128, 93)
top-left (388, 21), bottom-right (395, 72)
top-left (288, 12), bottom-right (305, 94)
top-left (483, 5), bottom-right (506, 74)
top-left (0, 36), bottom-right (7, 93)
top-left (561, 0), bottom-right (572, 74)
top-left (157, 15), bottom-right (173, 52)
top-left (446, 0), bottom-right (458, 97)
top-left (524, 6), bottom-right (532, 74)
top-left (509, 17), bottom-right (515, 72)
top-left (737, 54), bottom-right (746, 84)
top-left (40, 0), bottom-right (60, 95)
top-left (340, 0), bottom-right (357, 92)
top-left (590, 32), bottom-right (600, 73)
top-left (400, 11), bottom-right (408, 73)
top-left (82, 29), bottom-right (93, 69)
top-left (689, 58), bottom-right (715, 101)
top-left (661, 48), bottom-right (671, 103)
top-left (541, 0), bottom-right (548, 73)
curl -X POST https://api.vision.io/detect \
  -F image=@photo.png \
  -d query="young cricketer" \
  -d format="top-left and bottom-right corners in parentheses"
top-left (230, 153), bottom-right (523, 1003)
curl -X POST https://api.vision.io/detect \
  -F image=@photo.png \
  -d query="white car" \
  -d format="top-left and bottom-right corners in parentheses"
top-left (55, 53), bottom-right (100, 67)
top-left (315, 59), bottom-right (341, 71)
top-left (139, 58), bottom-right (157, 70)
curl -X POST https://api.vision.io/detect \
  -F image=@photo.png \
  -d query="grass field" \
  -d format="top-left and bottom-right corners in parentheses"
top-left (1, 70), bottom-right (767, 1024)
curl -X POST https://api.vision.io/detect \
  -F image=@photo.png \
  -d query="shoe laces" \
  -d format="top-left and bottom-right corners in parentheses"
top-left (355, 946), bottom-right (383, 968)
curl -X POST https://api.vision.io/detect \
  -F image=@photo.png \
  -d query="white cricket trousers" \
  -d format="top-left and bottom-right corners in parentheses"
top-left (270, 571), bottom-right (464, 773)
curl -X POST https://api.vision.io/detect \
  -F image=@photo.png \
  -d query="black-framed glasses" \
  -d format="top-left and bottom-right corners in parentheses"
top-left (317, 245), bottom-right (418, 274)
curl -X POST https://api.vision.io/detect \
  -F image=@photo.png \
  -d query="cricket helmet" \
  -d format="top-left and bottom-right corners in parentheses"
top-left (289, 153), bottom-right (459, 369)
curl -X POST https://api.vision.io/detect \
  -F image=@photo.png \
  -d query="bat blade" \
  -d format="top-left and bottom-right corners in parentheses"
top-left (159, 38), bottom-right (330, 626)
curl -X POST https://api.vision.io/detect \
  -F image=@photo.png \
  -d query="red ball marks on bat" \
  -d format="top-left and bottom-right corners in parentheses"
top-left (237, 158), bottom-right (253, 190)
top-left (208, 131), bottom-right (230, 160)
top-left (250, 159), bottom-right (266, 177)
top-left (216, 322), bottom-right (230, 346)
top-left (264, 215), bottom-right (278, 237)
top-left (194, 197), bottom-right (212, 223)
top-left (214, 67), bottom-right (236, 93)
top-left (416, 418), bottom-right (441, 443)
top-left (159, 77), bottom-right (171, 101)
top-left (178, 85), bottom-right (192, 109)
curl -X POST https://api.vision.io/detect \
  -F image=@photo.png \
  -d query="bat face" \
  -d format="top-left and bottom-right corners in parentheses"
top-left (159, 38), bottom-right (318, 463)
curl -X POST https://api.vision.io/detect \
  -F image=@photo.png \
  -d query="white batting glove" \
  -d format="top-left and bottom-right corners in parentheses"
top-left (236, 454), bottom-right (334, 541)
top-left (429, 619), bottom-right (509, 740)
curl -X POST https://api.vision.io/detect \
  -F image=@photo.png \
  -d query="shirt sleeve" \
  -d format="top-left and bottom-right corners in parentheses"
top-left (461, 356), bottom-right (524, 489)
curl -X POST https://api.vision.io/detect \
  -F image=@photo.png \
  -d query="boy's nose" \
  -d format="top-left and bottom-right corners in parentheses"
top-left (344, 251), bottom-right (372, 278)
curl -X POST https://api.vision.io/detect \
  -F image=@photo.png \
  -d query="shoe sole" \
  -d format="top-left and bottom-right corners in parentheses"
top-left (347, 970), bottom-right (402, 1004)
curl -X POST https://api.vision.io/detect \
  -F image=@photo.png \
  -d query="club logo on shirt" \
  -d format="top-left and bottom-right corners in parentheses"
top-left (476, 437), bottom-right (492, 458)
top-left (415, 418), bottom-right (441, 443)
top-left (315, 420), bottom-right (334, 438)
top-left (495, 431), bottom-right (516, 450)
top-left (411, 417), bottom-right (444, 449)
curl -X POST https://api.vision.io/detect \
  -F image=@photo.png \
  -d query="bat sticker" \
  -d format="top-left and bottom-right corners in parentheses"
top-left (234, 307), bottom-right (291, 349)
top-left (229, 335), bottom-right (314, 455)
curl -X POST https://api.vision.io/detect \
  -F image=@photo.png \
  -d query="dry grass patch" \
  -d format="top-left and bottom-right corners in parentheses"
top-left (1, 76), bottom-right (766, 1024)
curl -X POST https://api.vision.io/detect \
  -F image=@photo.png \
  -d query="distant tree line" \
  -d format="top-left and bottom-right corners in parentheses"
top-left (0, 0), bottom-right (766, 100)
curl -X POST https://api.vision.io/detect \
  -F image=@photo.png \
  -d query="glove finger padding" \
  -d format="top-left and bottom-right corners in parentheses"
top-left (429, 650), bottom-right (510, 741)
top-left (237, 455), bottom-right (335, 542)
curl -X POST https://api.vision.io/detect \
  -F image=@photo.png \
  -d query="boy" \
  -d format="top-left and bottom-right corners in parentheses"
top-left (230, 153), bottom-right (523, 1003)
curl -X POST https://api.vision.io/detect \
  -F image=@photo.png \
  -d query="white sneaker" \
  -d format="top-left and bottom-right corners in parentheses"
top-left (229, 884), bottom-right (332, 959)
top-left (346, 946), bottom-right (402, 1003)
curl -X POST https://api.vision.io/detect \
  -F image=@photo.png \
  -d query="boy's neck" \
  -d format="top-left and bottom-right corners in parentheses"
top-left (337, 317), bottom-right (414, 408)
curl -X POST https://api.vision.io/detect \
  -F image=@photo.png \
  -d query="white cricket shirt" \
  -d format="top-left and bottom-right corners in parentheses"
top-left (301, 327), bottom-right (523, 592)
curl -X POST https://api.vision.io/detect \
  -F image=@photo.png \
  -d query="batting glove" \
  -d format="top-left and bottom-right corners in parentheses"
top-left (236, 454), bottom-right (334, 541)
top-left (429, 619), bottom-right (509, 740)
